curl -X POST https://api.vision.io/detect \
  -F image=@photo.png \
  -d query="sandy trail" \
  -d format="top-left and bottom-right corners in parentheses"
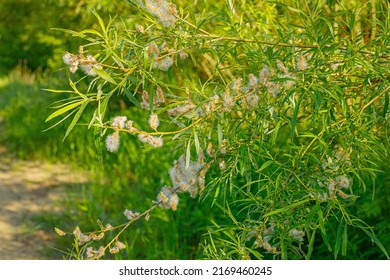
top-left (0, 150), bottom-right (87, 259)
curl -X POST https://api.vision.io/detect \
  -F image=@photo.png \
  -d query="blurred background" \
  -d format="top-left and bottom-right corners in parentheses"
top-left (0, 0), bottom-right (389, 260)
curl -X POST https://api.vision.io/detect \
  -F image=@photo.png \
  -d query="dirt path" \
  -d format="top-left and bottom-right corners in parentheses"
top-left (0, 148), bottom-right (87, 259)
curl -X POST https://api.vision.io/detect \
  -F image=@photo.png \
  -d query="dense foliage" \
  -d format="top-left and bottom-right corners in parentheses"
top-left (1, 0), bottom-right (389, 260)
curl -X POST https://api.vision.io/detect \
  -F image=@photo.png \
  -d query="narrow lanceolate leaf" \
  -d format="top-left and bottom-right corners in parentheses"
top-left (45, 100), bottom-right (84, 122)
top-left (63, 99), bottom-right (91, 140)
top-left (334, 219), bottom-right (344, 259)
top-left (383, 92), bottom-right (389, 117)
top-left (264, 197), bottom-right (311, 217)
top-left (94, 67), bottom-right (117, 85)
top-left (360, 227), bottom-right (390, 260)
top-left (291, 94), bottom-right (303, 139)
top-left (124, 88), bottom-right (141, 108)
top-left (77, 29), bottom-right (104, 38)
top-left (342, 224), bottom-right (348, 256)
top-left (92, 9), bottom-right (106, 35)
top-left (306, 228), bottom-right (317, 260)
top-left (185, 139), bottom-right (191, 169)
top-left (193, 129), bottom-right (200, 155)
top-left (317, 207), bottom-right (332, 252)
top-left (257, 160), bottom-right (274, 173)
top-left (51, 28), bottom-right (95, 42)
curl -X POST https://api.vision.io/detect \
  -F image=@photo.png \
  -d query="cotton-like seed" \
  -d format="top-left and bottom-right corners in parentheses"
top-left (168, 103), bottom-right (196, 116)
top-left (124, 209), bottom-right (140, 220)
top-left (149, 136), bottom-right (163, 148)
top-left (248, 73), bottom-right (258, 89)
top-left (289, 229), bottom-right (305, 242)
top-left (140, 90), bottom-right (150, 110)
top-left (112, 116), bottom-right (127, 130)
top-left (105, 223), bottom-right (113, 230)
top-left (116, 240), bottom-right (126, 250)
top-left (207, 142), bottom-right (214, 157)
top-left (125, 120), bottom-right (138, 134)
top-left (157, 186), bottom-right (179, 210)
top-left (179, 51), bottom-right (188, 60)
top-left (219, 139), bottom-right (227, 154)
top-left (86, 246), bottom-right (105, 259)
top-left (136, 24), bottom-right (145, 33)
top-left (80, 65), bottom-right (97, 76)
top-left (276, 60), bottom-right (288, 73)
top-left (80, 63), bottom-right (101, 77)
top-left (138, 134), bottom-right (163, 148)
top-left (328, 180), bottom-right (336, 193)
top-left (90, 232), bottom-right (104, 241)
top-left (73, 226), bottom-right (90, 245)
top-left (296, 55), bottom-right (307, 71)
top-left (63, 53), bottom-right (76, 65)
top-left (139, 0), bottom-right (177, 28)
top-left (169, 155), bottom-right (204, 198)
top-left (110, 247), bottom-right (120, 254)
top-left (334, 146), bottom-right (348, 161)
top-left (259, 66), bottom-right (270, 85)
top-left (105, 132), bottom-right (120, 152)
top-left (169, 193), bottom-right (179, 210)
top-left (155, 86), bottom-right (165, 103)
top-left (336, 175), bottom-right (351, 189)
top-left (266, 81), bottom-right (280, 97)
top-left (244, 94), bottom-right (260, 109)
top-left (148, 113), bottom-right (159, 130)
top-left (222, 88), bottom-right (235, 111)
top-left (219, 159), bottom-right (226, 170)
top-left (147, 43), bottom-right (160, 58)
top-left (232, 77), bottom-right (243, 93)
top-left (79, 55), bottom-right (101, 76)
top-left (69, 62), bottom-right (79, 73)
top-left (154, 56), bottom-right (174, 71)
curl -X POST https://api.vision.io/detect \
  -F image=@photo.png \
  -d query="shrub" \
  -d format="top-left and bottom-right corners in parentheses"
top-left (50, 0), bottom-right (390, 259)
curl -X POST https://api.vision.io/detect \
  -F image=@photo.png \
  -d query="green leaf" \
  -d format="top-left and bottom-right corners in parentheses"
top-left (92, 9), bottom-right (106, 35)
top-left (305, 202), bottom-right (320, 231)
top-left (124, 88), bottom-right (141, 108)
top-left (264, 197), bottom-right (311, 217)
top-left (217, 123), bottom-right (223, 146)
top-left (77, 29), bottom-right (104, 38)
top-left (63, 99), bottom-right (90, 140)
top-left (94, 68), bottom-right (117, 85)
top-left (291, 94), bottom-right (303, 139)
top-left (306, 228), bottom-right (317, 260)
top-left (193, 129), bottom-right (200, 155)
top-left (334, 219), bottom-right (344, 259)
top-left (45, 100), bottom-right (84, 122)
top-left (99, 91), bottom-right (113, 121)
top-left (360, 227), bottom-right (390, 259)
top-left (43, 109), bottom-right (77, 132)
top-left (342, 224), bottom-right (348, 256)
top-left (383, 92), bottom-right (389, 117)
top-left (245, 247), bottom-right (264, 260)
top-left (68, 78), bottom-right (88, 100)
top-left (257, 160), bottom-right (274, 173)
top-left (167, 66), bottom-right (173, 83)
top-left (185, 138), bottom-right (191, 169)
top-left (317, 207), bottom-right (332, 252)
top-left (271, 120), bottom-right (281, 145)
top-left (43, 88), bottom-right (75, 94)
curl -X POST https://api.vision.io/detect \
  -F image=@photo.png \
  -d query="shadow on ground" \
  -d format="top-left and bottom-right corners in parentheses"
top-left (0, 148), bottom-right (89, 259)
